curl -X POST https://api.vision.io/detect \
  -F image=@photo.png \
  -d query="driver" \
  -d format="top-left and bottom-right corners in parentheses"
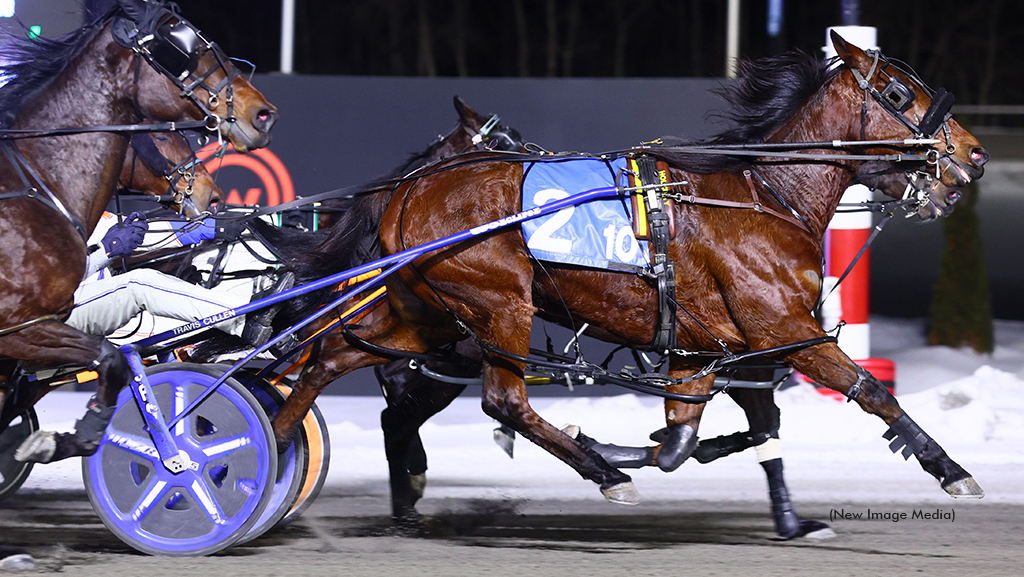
top-left (67, 211), bottom-right (293, 349)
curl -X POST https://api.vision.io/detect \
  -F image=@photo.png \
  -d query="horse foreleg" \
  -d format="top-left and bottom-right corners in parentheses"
top-left (561, 370), bottom-right (713, 473)
top-left (724, 387), bottom-right (832, 539)
top-left (7, 323), bottom-right (130, 464)
top-left (656, 368), bottom-right (715, 472)
top-left (788, 342), bottom-right (983, 498)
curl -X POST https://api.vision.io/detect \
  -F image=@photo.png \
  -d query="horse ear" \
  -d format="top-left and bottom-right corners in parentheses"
top-left (454, 95), bottom-right (482, 129)
top-left (830, 30), bottom-right (872, 71)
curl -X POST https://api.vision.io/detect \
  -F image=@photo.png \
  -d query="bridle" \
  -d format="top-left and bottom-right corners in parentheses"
top-left (126, 132), bottom-right (205, 216)
top-left (847, 50), bottom-right (960, 216)
top-left (461, 114), bottom-right (526, 152)
top-left (112, 3), bottom-right (239, 137)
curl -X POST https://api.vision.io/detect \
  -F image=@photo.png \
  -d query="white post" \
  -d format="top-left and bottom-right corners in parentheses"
top-left (280, 0), bottom-right (295, 74)
top-left (726, 0), bottom-right (740, 78)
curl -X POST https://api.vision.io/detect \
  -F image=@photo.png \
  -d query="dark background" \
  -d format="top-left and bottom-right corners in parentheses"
top-left (170, 0), bottom-right (1024, 110)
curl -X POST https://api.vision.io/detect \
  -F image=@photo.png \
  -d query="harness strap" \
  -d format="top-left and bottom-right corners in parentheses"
top-left (0, 119), bottom-right (209, 140)
top-left (0, 314), bottom-right (62, 338)
top-left (671, 170), bottom-right (808, 233)
top-left (631, 155), bottom-right (677, 352)
top-left (815, 212), bottom-right (893, 316)
top-left (0, 141), bottom-right (88, 241)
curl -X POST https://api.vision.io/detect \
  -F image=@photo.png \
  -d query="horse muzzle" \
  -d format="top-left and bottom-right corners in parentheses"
top-left (220, 106), bottom-right (277, 153)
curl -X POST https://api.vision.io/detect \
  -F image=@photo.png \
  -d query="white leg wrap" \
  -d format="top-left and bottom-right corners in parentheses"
top-left (755, 437), bottom-right (783, 463)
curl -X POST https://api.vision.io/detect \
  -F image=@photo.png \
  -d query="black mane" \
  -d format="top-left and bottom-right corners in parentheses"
top-left (0, 9), bottom-right (118, 125)
top-left (648, 50), bottom-right (838, 174)
top-left (383, 124), bottom-right (463, 180)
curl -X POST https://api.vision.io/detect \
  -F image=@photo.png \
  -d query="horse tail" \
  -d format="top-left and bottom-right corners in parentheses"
top-left (253, 190), bottom-right (390, 330)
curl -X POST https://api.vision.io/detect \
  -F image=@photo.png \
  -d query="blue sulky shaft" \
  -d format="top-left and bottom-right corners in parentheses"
top-left (122, 182), bottom-right (625, 433)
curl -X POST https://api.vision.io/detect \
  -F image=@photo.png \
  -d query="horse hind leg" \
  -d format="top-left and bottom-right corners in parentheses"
top-left (469, 300), bottom-right (637, 504)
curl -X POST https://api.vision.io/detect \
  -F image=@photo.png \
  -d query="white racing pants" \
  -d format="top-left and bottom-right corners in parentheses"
top-left (66, 269), bottom-right (248, 338)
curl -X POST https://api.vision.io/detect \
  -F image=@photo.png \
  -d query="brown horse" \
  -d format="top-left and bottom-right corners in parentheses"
top-left (1, 0), bottom-right (276, 465)
top-left (120, 130), bottom-right (223, 218)
top-left (274, 34), bottom-right (987, 521)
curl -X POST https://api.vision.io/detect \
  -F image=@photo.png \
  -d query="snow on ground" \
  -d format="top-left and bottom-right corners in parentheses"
top-left (21, 316), bottom-right (1024, 505)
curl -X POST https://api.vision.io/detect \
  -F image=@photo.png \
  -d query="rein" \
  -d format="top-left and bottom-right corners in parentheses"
top-left (0, 140), bottom-right (89, 241)
top-left (0, 119), bottom-right (210, 140)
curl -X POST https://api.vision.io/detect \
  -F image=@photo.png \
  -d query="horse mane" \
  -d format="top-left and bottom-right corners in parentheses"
top-left (645, 50), bottom-right (839, 174)
top-left (0, 9), bottom-right (119, 125)
top-left (383, 125), bottom-right (462, 180)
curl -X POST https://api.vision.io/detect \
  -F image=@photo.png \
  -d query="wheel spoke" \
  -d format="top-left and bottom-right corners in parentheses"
top-left (199, 433), bottom-right (258, 459)
top-left (130, 479), bottom-right (170, 522)
top-left (189, 477), bottom-right (228, 526)
top-left (103, 431), bottom-right (161, 462)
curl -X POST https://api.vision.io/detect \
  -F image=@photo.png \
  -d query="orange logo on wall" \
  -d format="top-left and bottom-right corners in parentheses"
top-left (196, 144), bottom-right (295, 207)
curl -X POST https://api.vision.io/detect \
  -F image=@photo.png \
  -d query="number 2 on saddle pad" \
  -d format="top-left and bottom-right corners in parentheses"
top-left (521, 157), bottom-right (647, 272)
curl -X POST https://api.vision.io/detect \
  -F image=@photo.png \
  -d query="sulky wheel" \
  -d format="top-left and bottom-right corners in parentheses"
top-left (232, 371), bottom-right (308, 544)
top-left (0, 407), bottom-right (38, 502)
top-left (82, 363), bottom-right (276, 556)
top-left (276, 387), bottom-right (330, 527)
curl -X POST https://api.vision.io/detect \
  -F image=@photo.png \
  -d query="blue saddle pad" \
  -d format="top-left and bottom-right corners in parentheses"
top-left (521, 157), bottom-right (647, 271)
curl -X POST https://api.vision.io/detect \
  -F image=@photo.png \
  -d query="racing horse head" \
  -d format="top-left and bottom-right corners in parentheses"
top-left (120, 130), bottom-right (223, 218)
top-left (828, 32), bottom-right (988, 220)
top-left (112, 0), bottom-right (277, 154)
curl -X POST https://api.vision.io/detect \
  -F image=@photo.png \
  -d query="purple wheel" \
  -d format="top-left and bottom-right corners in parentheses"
top-left (233, 371), bottom-right (307, 544)
top-left (0, 407), bottom-right (38, 502)
top-left (82, 364), bottom-right (276, 556)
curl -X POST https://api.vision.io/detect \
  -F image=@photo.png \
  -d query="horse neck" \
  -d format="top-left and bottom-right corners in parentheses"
top-left (758, 85), bottom-right (863, 239)
top-left (11, 27), bottom-right (136, 235)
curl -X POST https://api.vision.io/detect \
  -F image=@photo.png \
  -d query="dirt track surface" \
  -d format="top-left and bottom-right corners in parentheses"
top-left (2, 483), bottom-right (1021, 577)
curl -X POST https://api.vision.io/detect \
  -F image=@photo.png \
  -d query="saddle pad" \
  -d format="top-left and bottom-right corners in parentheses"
top-left (521, 157), bottom-right (647, 272)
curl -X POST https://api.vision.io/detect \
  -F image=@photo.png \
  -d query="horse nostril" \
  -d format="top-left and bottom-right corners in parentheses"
top-left (254, 107), bottom-right (277, 132)
top-left (970, 147), bottom-right (990, 167)
top-left (946, 190), bottom-right (962, 204)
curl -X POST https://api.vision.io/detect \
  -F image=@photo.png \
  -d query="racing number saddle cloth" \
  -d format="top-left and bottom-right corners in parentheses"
top-left (520, 156), bottom-right (675, 272)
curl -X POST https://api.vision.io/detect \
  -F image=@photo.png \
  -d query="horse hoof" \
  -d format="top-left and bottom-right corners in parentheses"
top-left (802, 522), bottom-right (837, 540)
top-left (0, 546), bottom-right (35, 571)
top-left (601, 482), bottom-right (641, 505)
top-left (392, 510), bottom-right (424, 534)
top-left (561, 424), bottom-right (580, 439)
top-left (492, 426), bottom-right (515, 458)
top-left (943, 476), bottom-right (985, 499)
top-left (778, 519), bottom-right (836, 540)
top-left (409, 473), bottom-right (427, 500)
top-left (14, 431), bottom-right (56, 463)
